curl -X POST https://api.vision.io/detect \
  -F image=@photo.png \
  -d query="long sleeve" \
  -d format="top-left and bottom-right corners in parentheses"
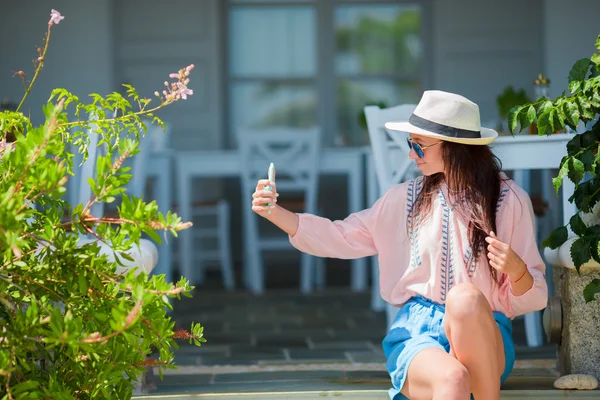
top-left (496, 183), bottom-right (548, 316)
top-left (289, 185), bottom-right (401, 259)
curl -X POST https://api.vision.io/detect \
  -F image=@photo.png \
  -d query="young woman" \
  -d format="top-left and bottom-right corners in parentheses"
top-left (250, 90), bottom-right (548, 400)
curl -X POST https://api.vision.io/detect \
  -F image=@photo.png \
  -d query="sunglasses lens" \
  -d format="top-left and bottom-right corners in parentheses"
top-left (416, 145), bottom-right (424, 158)
top-left (406, 139), bottom-right (425, 158)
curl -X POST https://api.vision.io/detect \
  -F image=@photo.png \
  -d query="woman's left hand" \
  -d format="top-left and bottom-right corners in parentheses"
top-left (485, 231), bottom-right (527, 279)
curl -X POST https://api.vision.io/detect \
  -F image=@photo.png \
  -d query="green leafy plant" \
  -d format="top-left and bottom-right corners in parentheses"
top-left (496, 86), bottom-right (531, 122)
top-left (509, 35), bottom-right (600, 303)
top-left (0, 10), bottom-right (203, 399)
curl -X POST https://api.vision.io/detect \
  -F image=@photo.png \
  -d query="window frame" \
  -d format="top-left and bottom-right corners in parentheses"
top-left (223, 0), bottom-right (433, 148)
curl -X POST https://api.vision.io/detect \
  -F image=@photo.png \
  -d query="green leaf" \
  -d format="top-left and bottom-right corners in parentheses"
top-left (579, 149), bottom-right (595, 171)
top-left (548, 108), bottom-right (556, 133)
top-left (564, 101), bottom-right (581, 127)
top-left (579, 96), bottom-right (596, 120)
top-left (568, 157), bottom-right (585, 184)
top-left (538, 100), bottom-right (553, 115)
top-left (567, 134), bottom-right (582, 156)
top-left (518, 107), bottom-right (530, 131)
top-left (508, 106), bottom-right (521, 133)
top-left (596, 34), bottom-right (600, 52)
top-left (537, 109), bottom-right (552, 136)
top-left (583, 279), bottom-right (600, 302)
top-left (571, 237), bottom-right (592, 270)
top-left (543, 226), bottom-right (568, 249)
top-left (591, 237), bottom-right (600, 264)
top-left (526, 105), bottom-right (536, 124)
top-left (570, 213), bottom-right (588, 236)
top-left (569, 80), bottom-right (582, 93)
top-left (591, 92), bottom-right (600, 109)
top-left (568, 58), bottom-right (593, 90)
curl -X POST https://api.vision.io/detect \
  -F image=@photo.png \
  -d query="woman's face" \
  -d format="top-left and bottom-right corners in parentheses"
top-left (408, 133), bottom-right (445, 176)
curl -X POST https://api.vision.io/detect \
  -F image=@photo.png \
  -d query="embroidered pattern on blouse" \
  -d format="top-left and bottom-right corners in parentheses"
top-left (463, 246), bottom-right (476, 277)
top-left (439, 190), bottom-right (455, 301)
top-left (496, 187), bottom-right (510, 212)
top-left (407, 177), bottom-right (424, 269)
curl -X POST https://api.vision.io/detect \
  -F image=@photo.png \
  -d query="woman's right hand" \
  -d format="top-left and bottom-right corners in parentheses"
top-left (252, 179), bottom-right (278, 217)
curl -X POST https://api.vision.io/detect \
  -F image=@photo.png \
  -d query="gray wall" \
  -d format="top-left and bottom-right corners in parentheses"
top-left (0, 1), bottom-right (114, 124)
top-left (3, 1), bottom-right (599, 137)
top-left (432, 0), bottom-right (543, 126)
top-left (544, 0), bottom-right (600, 97)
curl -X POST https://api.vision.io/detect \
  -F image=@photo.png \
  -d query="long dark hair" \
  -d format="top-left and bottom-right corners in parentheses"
top-left (410, 141), bottom-right (504, 282)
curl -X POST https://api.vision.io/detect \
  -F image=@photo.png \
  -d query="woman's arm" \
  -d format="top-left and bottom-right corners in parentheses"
top-left (264, 204), bottom-right (300, 237)
top-left (251, 178), bottom-right (403, 259)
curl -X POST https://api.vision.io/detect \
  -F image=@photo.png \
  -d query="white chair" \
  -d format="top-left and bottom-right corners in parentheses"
top-left (188, 199), bottom-right (235, 291)
top-left (237, 127), bottom-right (323, 294)
top-left (364, 104), bottom-right (418, 324)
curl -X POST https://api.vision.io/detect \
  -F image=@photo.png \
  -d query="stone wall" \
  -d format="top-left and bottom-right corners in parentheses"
top-left (554, 266), bottom-right (600, 379)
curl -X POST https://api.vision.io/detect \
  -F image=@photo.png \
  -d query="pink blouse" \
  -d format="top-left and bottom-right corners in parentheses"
top-left (289, 176), bottom-right (548, 319)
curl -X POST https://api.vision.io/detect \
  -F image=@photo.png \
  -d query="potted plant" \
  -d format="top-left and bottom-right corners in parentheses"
top-left (496, 86), bottom-right (531, 133)
top-left (509, 34), bottom-right (600, 384)
top-left (0, 10), bottom-right (204, 399)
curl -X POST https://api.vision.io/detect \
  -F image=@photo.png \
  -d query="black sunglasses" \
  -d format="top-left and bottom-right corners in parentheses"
top-left (406, 138), bottom-right (442, 159)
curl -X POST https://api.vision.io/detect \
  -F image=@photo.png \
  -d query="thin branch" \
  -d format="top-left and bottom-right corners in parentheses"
top-left (16, 25), bottom-right (52, 113)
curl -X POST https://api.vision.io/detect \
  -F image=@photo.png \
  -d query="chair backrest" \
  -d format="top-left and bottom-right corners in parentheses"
top-left (127, 122), bottom-right (171, 198)
top-left (364, 104), bottom-right (419, 194)
top-left (237, 127), bottom-right (321, 213)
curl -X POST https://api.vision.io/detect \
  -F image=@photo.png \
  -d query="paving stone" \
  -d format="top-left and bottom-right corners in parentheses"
top-left (253, 335), bottom-right (310, 348)
top-left (156, 374), bottom-right (214, 385)
top-left (214, 370), bottom-right (345, 384)
top-left (345, 370), bottom-right (390, 382)
top-left (202, 333), bottom-right (253, 346)
top-left (346, 351), bottom-right (386, 363)
top-left (309, 340), bottom-right (372, 350)
top-left (174, 344), bottom-right (229, 355)
top-left (173, 355), bottom-right (201, 365)
top-left (330, 330), bottom-right (386, 342)
top-left (197, 353), bottom-right (286, 366)
top-left (287, 349), bottom-right (349, 361)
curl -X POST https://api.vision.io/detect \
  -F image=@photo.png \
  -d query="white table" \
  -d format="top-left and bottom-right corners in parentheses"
top-left (491, 133), bottom-right (575, 225)
top-left (174, 147), bottom-right (368, 292)
top-left (365, 133), bottom-right (574, 347)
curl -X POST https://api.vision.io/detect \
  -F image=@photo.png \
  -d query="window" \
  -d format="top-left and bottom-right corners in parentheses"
top-left (228, 1), bottom-right (425, 146)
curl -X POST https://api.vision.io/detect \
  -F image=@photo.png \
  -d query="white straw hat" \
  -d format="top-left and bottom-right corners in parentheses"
top-left (384, 90), bottom-right (498, 145)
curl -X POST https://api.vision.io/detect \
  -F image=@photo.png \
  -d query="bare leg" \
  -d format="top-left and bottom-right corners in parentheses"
top-left (444, 283), bottom-right (505, 400)
top-left (401, 348), bottom-right (471, 400)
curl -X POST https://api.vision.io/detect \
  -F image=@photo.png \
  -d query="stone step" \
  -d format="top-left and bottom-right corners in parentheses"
top-left (132, 365), bottom-right (598, 399)
top-left (133, 389), bottom-right (599, 399)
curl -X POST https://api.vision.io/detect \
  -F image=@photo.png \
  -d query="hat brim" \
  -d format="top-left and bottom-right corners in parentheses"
top-left (384, 121), bottom-right (498, 145)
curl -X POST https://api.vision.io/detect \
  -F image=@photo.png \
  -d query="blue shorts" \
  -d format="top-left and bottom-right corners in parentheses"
top-left (381, 296), bottom-right (515, 400)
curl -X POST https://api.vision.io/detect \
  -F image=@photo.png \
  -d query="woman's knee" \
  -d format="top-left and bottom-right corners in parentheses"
top-left (446, 283), bottom-right (489, 319)
top-left (436, 363), bottom-right (471, 396)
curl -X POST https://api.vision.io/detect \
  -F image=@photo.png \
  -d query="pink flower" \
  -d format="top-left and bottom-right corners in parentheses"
top-left (169, 73), bottom-right (180, 79)
top-left (177, 88), bottom-right (193, 100)
top-left (49, 9), bottom-right (64, 25)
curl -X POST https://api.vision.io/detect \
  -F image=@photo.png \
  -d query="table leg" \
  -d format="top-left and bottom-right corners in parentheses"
top-left (366, 154), bottom-right (385, 310)
top-left (348, 159), bottom-right (367, 292)
top-left (153, 162), bottom-right (172, 282)
top-left (513, 169), bottom-right (543, 348)
top-left (176, 170), bottom-right (198, 285)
